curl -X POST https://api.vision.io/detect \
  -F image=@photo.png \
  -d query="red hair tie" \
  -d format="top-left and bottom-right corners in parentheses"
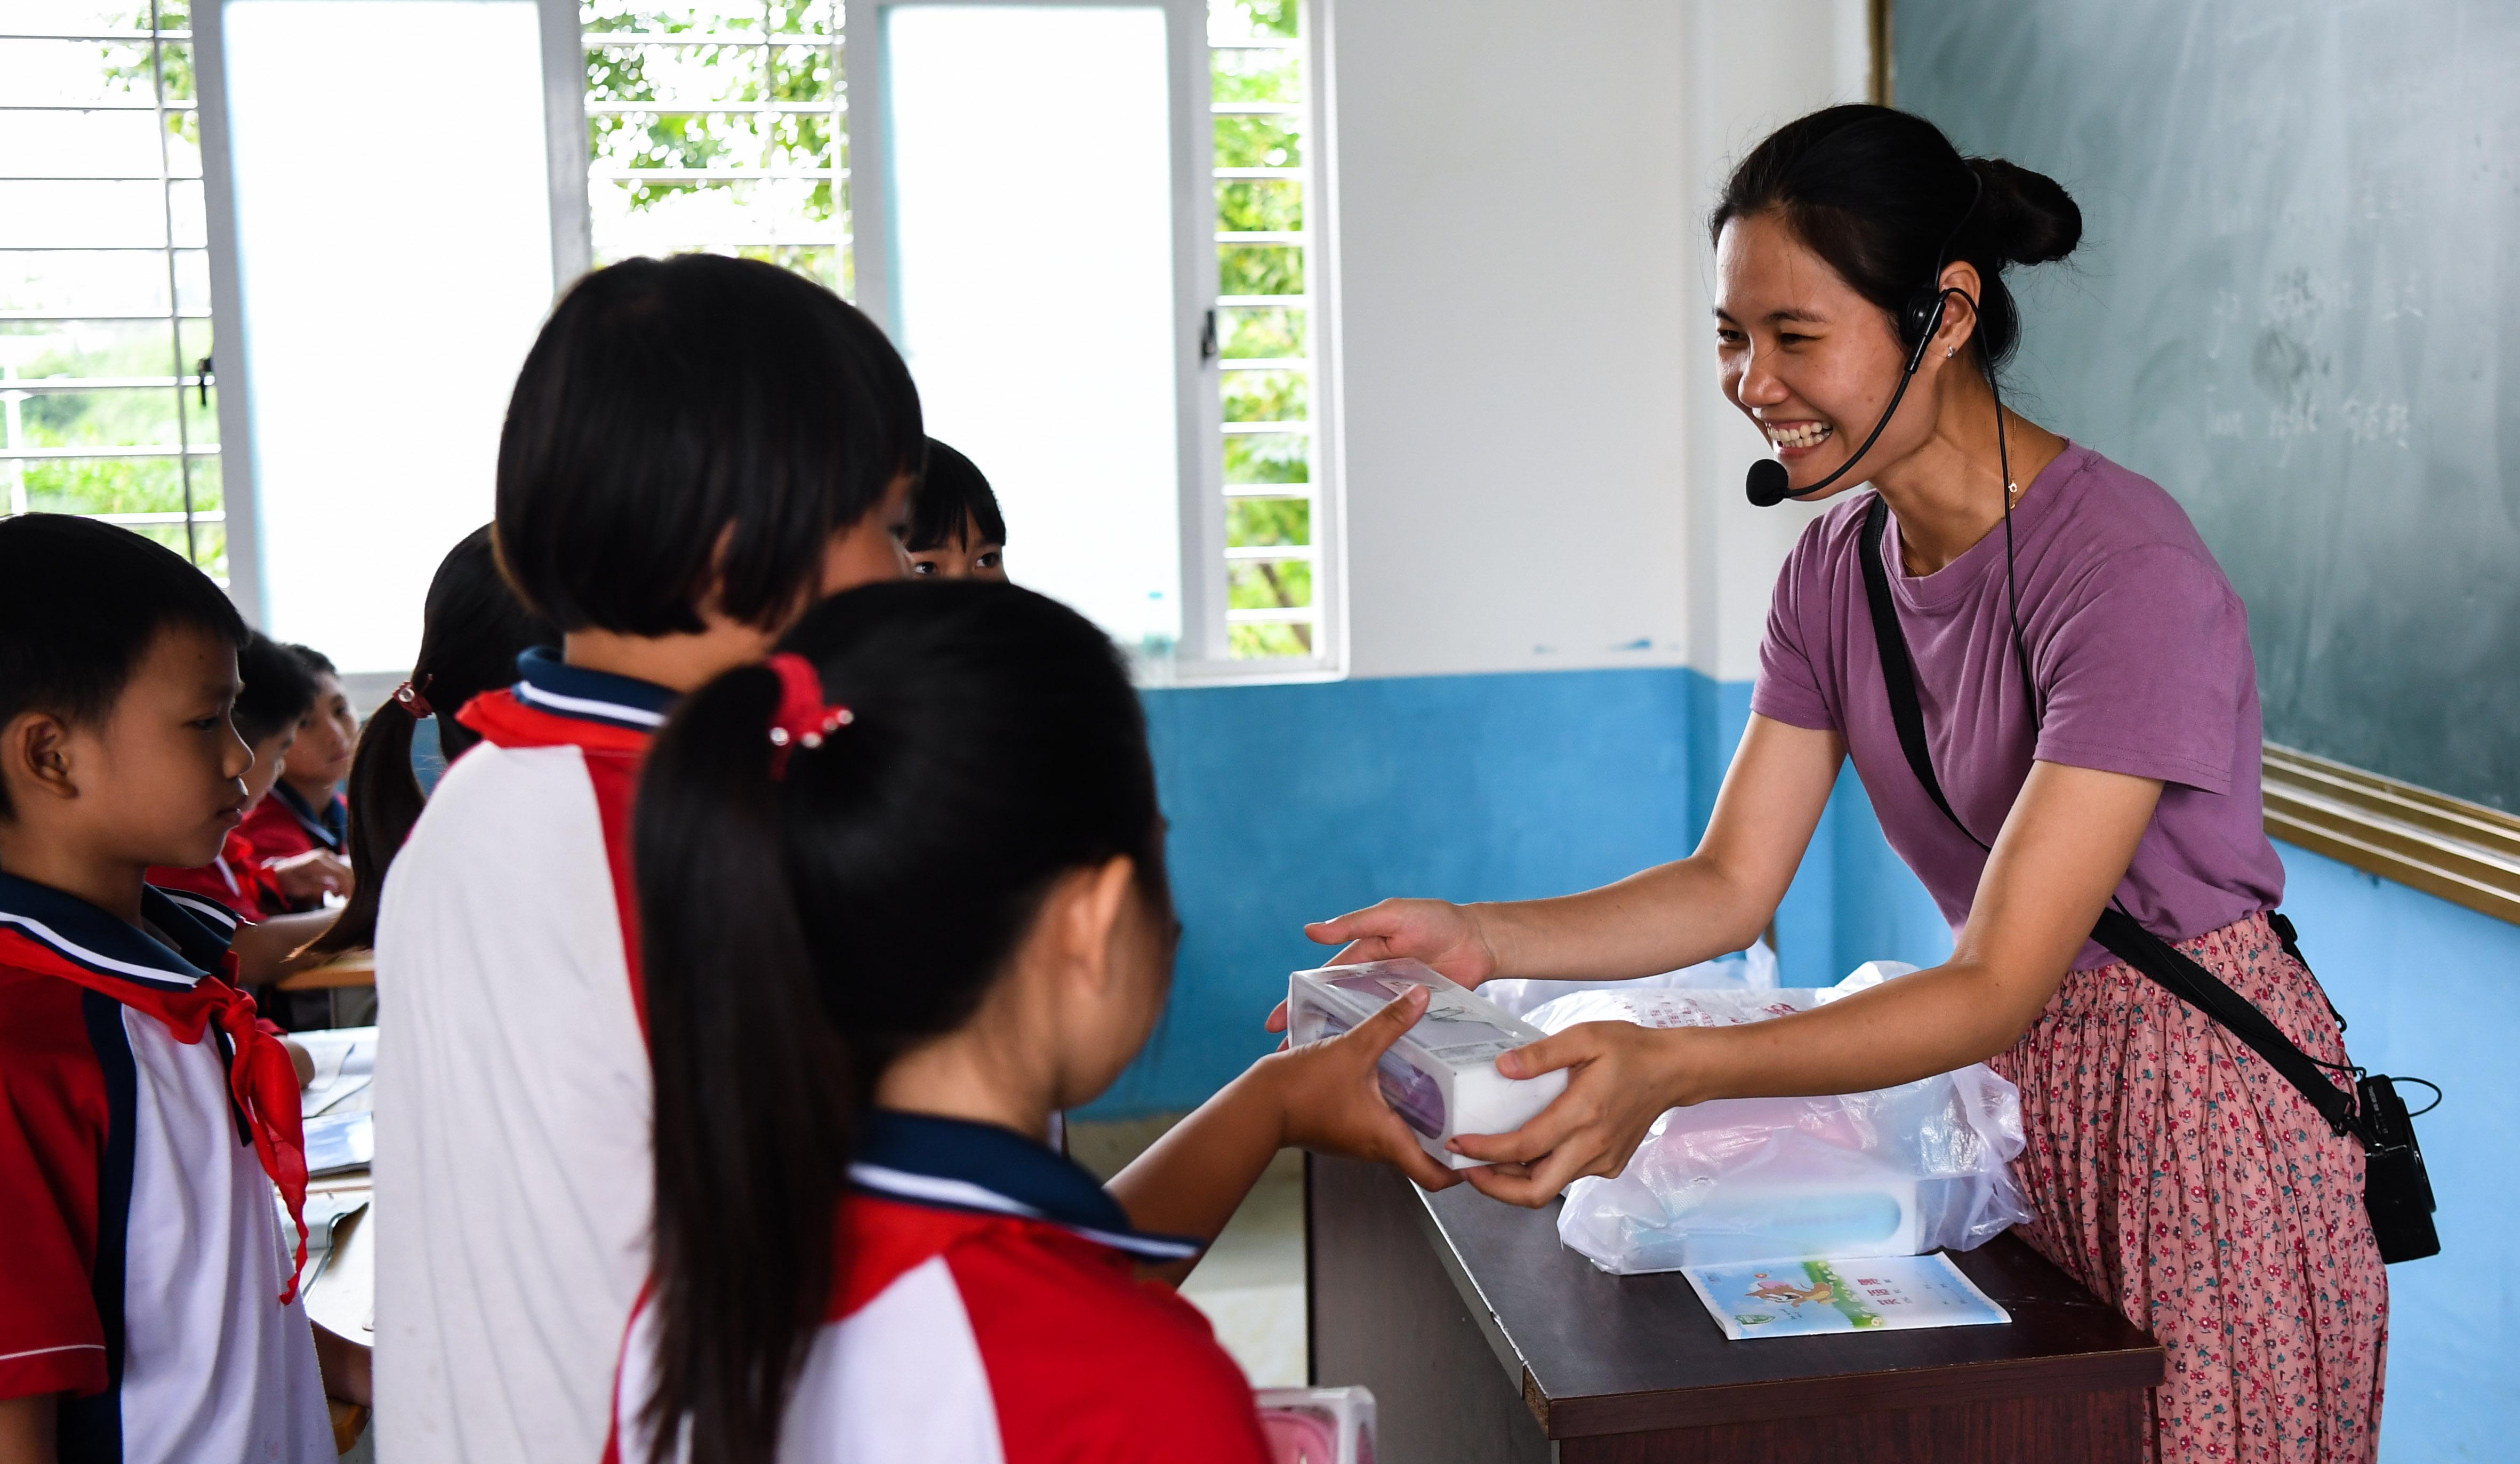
top-left (765, 652), bottom-right (854, 777)
top-left (393, 675), bottom-right (435, 719)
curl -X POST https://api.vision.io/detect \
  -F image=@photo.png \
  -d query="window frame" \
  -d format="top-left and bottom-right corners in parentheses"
top-left (844, 0), bottom-right (1343, 682)
top-left (189, 0), bottom-right (588, 626)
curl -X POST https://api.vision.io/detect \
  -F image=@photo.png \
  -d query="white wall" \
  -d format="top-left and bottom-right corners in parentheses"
top-left (1320, 0), bottom-right (1869, 683)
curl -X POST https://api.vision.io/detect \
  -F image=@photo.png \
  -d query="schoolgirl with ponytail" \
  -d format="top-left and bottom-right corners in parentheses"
top-left (614, 580), bottom-right (1455, 1464)
top-left (307, 525), bottom-right (553, 957)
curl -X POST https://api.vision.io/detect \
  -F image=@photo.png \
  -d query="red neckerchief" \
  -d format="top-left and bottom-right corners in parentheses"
top-left (2, 933), bottom-right (311, 1303)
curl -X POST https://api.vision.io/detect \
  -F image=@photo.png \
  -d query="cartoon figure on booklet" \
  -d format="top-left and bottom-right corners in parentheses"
top-left (1744, 1273), bottom-right (1837, 1311)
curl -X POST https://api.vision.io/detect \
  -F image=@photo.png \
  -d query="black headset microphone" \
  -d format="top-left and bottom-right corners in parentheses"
top-left (1743, 298), bottom-right (1953, 509)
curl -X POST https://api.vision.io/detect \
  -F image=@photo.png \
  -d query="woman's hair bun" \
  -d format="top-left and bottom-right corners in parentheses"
top-left (1968, 156), bottom-right (2081, 267)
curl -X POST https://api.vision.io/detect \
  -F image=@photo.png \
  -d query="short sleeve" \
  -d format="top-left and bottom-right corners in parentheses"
top-left (0, 978), bottom-right (112, 1401)
top-left (2032, 545), bottom-right (2244, 794)
top-left (1750, 522), bottom-right (1841, 733)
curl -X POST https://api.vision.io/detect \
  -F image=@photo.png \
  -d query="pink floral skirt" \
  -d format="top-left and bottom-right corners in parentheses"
top-left (1988, 911), bottom-right (2388, 1463)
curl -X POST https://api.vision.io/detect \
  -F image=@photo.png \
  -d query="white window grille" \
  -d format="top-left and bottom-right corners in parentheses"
top-left (582, 0), bottom-right (852, 294)
top-left (1208, 0), bottom-right (1321, 663)
top-left (581, 0), bottom-right (1331, 674)
top-left (1, 2), bottom-right (224, 575)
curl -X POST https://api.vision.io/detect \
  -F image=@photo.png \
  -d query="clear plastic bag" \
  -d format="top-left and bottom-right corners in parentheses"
top-left (1479, 940), bottom-right (1779, 1021)
top-left (1526, 965), bottom-right (2031, 1275)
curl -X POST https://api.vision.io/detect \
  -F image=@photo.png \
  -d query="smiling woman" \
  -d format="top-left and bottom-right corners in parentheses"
top-left (1307, 105), bottom-right (2388, 1464)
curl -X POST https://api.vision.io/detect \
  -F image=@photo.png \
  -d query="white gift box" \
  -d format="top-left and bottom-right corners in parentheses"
top-left (1287, 959), bottom-right (1569, 1170)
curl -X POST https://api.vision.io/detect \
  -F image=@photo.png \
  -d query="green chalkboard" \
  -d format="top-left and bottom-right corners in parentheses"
top-left (1897, 0), bottom-right (2520, 812)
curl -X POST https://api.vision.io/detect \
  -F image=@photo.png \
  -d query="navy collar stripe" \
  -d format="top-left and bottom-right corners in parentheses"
top-left (0, 912), bottom-right (201, 991)
top-left (511, 649), bottom-right (678, 733)
top-left (848, 1163), bottom-right (1203, 1263)
top-left (157, 892), bottom-right (239, 935)
top-left (513, 681), bottom-right (668, 729)
top-left (0, 874), bottom-right (231, 988)
top-left (268, 781), bottom-right (345, 851)
top-left (848, 1111), bottom-right (1207, 1263)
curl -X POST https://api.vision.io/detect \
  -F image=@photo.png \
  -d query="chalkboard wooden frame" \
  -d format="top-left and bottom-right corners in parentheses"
top-left (2264, 745), bottom-right (2520, 928)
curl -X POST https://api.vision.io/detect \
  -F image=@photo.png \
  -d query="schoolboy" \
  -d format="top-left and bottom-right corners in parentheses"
top-left (372, 253), bottom-right (922, 1464)
top-left (236, 643), bottom-right (355, 908)
top-left (0, 514), bottom-right (365, 1463)
top-left (905, 437), bottom-right (1009, 581)
top-left (146, 631), bottom-right (342, 992)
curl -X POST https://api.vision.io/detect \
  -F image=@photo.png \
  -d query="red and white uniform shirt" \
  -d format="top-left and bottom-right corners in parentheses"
top-left (0, 875), bottom-right (330, 1462)
top-left (146, 826), bottom-right (285, 926)
top-left (237, 779), bottom-right (348, 877)
top-left (373, 649), bottom-right (670, 1464)
top-left (608, 1113), bottom-right (1270, 1464)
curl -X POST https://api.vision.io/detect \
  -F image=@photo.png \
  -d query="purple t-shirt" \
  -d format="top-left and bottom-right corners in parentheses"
top-left (1753, 443), bottom-right (2285, 970)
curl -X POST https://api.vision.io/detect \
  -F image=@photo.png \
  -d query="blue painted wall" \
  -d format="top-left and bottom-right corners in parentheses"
top-left (1096, 666), bottom-right (1952, 1114)
top-left (1111, 666), bottom-right (2513, 1456)
top-left (2270, 844), bottom-right (2519, 1461)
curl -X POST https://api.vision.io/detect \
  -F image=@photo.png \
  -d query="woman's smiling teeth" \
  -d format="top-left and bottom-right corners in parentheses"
top-left (1764, 420), bottom-right (1833, 449)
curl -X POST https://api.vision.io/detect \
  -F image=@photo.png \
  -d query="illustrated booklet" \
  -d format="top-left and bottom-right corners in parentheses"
top-left (1682, 1252), bottom-right (2011, 1341)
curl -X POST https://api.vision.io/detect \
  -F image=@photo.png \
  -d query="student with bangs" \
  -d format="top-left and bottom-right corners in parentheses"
top-left (372, 254), bottom-right (924, 1464)
top-left (905, 437), bottom-right (1008, 581)
top-left (611, 581), bottom-right (1458, 1464)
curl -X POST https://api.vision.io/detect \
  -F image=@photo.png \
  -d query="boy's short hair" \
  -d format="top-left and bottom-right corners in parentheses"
top-left (281, 641), bottom-right (338, 681)
top-left (494, 254), bottom-right (925, 637)
top-left (0, 515), bottom-right (246, 818)
top-left (234, 633), bottom-right (320, 746)
top-left (906, 438), bottom-right (1007, 554)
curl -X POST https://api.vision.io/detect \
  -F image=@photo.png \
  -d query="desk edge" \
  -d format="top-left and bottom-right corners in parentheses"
top-left (1532, 1341), bottom-right (2168, 1439)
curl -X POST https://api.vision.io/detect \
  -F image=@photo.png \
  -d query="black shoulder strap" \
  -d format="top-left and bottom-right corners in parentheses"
top-left (1856, 497), bottom-right (2362, 1139)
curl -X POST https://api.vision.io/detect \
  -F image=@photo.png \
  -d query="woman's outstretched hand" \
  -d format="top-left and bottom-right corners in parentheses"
top-left (1446, 1021), bottom-right (1694, 1207)
top-left (1266, 983), bottom-right (1464, 1193)
top-left (1264, 898), bottom-right (1499, 1036)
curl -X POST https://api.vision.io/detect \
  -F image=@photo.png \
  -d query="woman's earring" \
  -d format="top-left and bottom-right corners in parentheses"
top-left (1944, 346), bottom-right (1956, 358)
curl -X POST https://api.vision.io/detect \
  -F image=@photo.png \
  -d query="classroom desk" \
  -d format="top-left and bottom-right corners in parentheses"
top-left (279, 950), bottom-right (376, 990)
top-left (1306, 1155), bottom-right (2163, 1464)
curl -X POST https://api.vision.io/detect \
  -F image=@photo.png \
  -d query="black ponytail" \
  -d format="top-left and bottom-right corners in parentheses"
top-left (312, 525), bottom-right (556, 954)
top-left (636, 580), bottom-right (1168, 1464)
top-left (1712, 103), bottom-right (2082, 370)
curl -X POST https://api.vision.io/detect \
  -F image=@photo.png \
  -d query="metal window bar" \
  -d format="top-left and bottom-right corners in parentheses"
top-left (1221, 420), bottom-right (1308, 436)
top-left (1, 30), bottom-right (195, 41)
top-left (0, 312), bottom-right (212, 322)
top-left (1221, 482), bottom-right (1312, 498)
top-left (0, 3), bottom-right (212, 558)
top-left (0, 445), bottom-right (221, 461)
top-left (0, 102), bottom-right (197, 112)
top-left (0, 377), bottom-right (211, 391)
top-left (582, 0), bottom-right (853, 298)
top-left (592, 168), bottom-right (848, 181)
top-left (1216, 357), bottom-right (1308, 371)
top-left (584, 34), bottom-right (839, 46)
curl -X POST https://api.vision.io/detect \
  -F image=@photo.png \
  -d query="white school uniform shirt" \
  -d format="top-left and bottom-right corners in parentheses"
top-left (0, 877), bottom-right (331, 1463)
top-left (371, 651), bottom-right (672, 1464)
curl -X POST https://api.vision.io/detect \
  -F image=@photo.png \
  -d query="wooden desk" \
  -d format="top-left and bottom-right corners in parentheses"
top-left (1306, 1155), bottom-right (2162, 1463)
top-left (280, 951), bottom-right (375, 991)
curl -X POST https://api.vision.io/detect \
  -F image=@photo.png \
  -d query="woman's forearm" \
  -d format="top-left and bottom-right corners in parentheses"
top-left (1475, 855), bottom-right (1773, 983)
top-left (1655, 959), bottom-right (2045, 1107)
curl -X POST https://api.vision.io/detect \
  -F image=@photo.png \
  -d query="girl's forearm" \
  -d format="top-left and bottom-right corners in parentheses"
top-left (1105, 1060), bottom-right (1289, 1287)
top-left (1476, 856), bottom-right (1773, 984)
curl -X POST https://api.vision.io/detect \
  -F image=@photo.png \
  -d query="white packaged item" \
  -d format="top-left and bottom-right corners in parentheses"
top-left (1531, 963), bottom-right (2030, 1275)
top-left (1254, 1385), bottom-right (1376, 1464)
top-left (1287, 960), bottom-right (1568, 1170)
top-left (1479, 939), bottom-right (1779, 1021)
